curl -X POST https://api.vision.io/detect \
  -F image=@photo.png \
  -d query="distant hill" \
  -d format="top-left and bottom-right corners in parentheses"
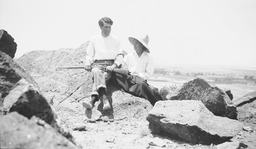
top-left (155, 63), bottom-right (256, 77)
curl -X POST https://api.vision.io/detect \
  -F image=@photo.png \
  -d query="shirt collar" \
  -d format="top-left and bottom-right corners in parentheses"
top-left (133, 51), bottom-right (147, 58)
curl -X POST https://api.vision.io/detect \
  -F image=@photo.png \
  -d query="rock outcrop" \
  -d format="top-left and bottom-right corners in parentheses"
top-left (147, 100), bottom-right (242, 145)
top-left (3, 79), bottom-right (58, 127)
top-left (0, 51), bottom-right (37, 105)
top-left (169, 78), bottom-right (237, 119)
top-left (0, 50), bottom-right (76, 145)
top-left (0, 51), bottom-right (57, 127)
top-left (234, 91), bottom-right (256, 124)
top-left (0, 112), bottom-right (78, 149)
top-left (16, 43), bottom-right (91, 105)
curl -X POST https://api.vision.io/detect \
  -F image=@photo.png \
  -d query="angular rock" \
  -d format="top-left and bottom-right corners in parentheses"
top-left (0, 29), bottom-right (17, 58)
top-left (233, 91), bottom-right (256, 107)
top-left (216, 141), bottom-right (247, 149)
top-left (0, 51), bottom-right (57, 127)
top-left (147, 100), bottom-right (242, 145)
top-left (169, 78), bottom-right (237, 119)
top-left (0, 51), bottom-right (37, 101)
top-left (3, 79), bottom-right (58, 127)
top-left (234, 91), bottom-right (256, 124)
top-left (0, 112), bottom-right (78, 149)
top-left (225, 89), bottom-right (233, 100)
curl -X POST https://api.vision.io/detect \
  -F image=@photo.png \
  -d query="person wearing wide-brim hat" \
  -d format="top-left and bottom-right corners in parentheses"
top-left (128, 35), bottom-right (150, 54)
top-left (110, 35), bottom-right (163, 106)
top-left (125, 35), bottom-right (153, 79)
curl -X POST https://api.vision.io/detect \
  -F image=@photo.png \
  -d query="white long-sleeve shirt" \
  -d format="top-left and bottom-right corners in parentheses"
top-left (123, 51), bottom-right (154, 80)
top-left (85, 34), bottom-right (123, 66)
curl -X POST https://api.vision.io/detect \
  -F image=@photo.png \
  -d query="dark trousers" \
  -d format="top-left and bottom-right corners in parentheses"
top-left (110, 71), bottom-right (163, 106)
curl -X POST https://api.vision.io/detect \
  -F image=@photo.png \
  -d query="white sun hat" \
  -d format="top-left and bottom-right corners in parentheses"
top-left (128, 35), bottom-right (150, 53)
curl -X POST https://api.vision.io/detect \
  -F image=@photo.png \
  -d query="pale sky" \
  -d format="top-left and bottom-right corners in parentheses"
top-left (1, 0), bottom-right (256, 68)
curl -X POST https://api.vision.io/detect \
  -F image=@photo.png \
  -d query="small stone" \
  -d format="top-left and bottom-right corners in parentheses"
top-left (149, 138), bottom-right (166, 147)
top-left (243, 126), bottom-right (253, 132)
top-left (73, 126), bottom-right (87, 131)
top-left (106, 137), bottom-right (115, 143)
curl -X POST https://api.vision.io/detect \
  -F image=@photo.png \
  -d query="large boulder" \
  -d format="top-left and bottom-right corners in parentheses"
top-left (169, 78), bottom-right (237, 119)
top-left (0, 51), bottom-right (37, 100)
top-left (16, 42), bottom-right (91, 105)
top-left (234, 91), bottom-right (256, 124)
top-left (0, 51), bottom-right (57, 128)
top-left (147, 100), bottom-right (242, 145)
top-left (0, 112), bottom-right (78, 149)
top-left (3, 79), bottom-right (58, 127)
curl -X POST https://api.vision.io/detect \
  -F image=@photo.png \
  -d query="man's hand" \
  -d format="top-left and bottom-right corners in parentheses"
top-left (84, 65), bottom-right (91, 71)
top-left (106, 64), bottom-right (116, 72)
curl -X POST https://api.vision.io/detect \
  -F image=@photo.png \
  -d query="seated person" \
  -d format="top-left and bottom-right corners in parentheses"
top-left (82, 17), bottom-right (123, 110)
top-left (110, 35), bottom-right (163, 106)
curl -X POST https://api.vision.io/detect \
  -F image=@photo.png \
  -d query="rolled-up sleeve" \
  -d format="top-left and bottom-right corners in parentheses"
top-left (85, 40), bottom-right (94, 66)
top-left (115, 54), bottom-right (123, 67)
top-left (114, 40), bottom-right (123, 67)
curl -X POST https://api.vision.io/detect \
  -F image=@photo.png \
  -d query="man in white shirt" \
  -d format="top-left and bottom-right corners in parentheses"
top-left (83, 17), bottom-right (123, 110)
top-left (111, 35), bottom-right (163, 106)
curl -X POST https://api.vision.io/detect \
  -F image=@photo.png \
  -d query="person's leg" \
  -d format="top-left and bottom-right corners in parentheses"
top-left (91, 67), bottom-right (107, 94)
top-left (150, 85), bottom-right (166, 101)
top-left (83, 95), bottom-right (99, 109)
top-left (83, 67), bottom-right (106, 109)
top-left (128, 82), bottom-right (160, 106)
top-left (98, 87), bottom-right (111, 110)
top-left (111, 72), bottom-right (162, 106)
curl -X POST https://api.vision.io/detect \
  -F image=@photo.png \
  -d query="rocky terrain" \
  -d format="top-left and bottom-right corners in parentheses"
top-left (1, 42), bottom-right (256, 149)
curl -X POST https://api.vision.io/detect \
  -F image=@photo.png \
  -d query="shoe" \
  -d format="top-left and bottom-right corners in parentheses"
top-left (82, 101), bottom-right (93, 110)
top-left (102, 94), bottom-right (111, 110)
top-left (98, 88), bottom-right (111, 110)
top-left (83, 95), bottom-right (98, 109)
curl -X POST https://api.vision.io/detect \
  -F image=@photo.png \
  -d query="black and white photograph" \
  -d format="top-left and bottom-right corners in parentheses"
top-left (1, 0), bottom-right (256, 148)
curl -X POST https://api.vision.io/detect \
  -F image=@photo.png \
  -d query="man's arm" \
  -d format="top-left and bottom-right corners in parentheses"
top-left (84, 39), bottom-right (94, 67)
top-left (114, 53), bottom-right (124, 67)
top-left (105, 38), bottom-right (125, 72)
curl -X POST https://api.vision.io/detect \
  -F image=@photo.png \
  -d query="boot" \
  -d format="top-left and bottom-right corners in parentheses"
top-left (102, 94), bottom-right (111, 110)
top-left (83, 95), bottom-right (99, 109)
top-left (98, 88), bottom-right (111, 110)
